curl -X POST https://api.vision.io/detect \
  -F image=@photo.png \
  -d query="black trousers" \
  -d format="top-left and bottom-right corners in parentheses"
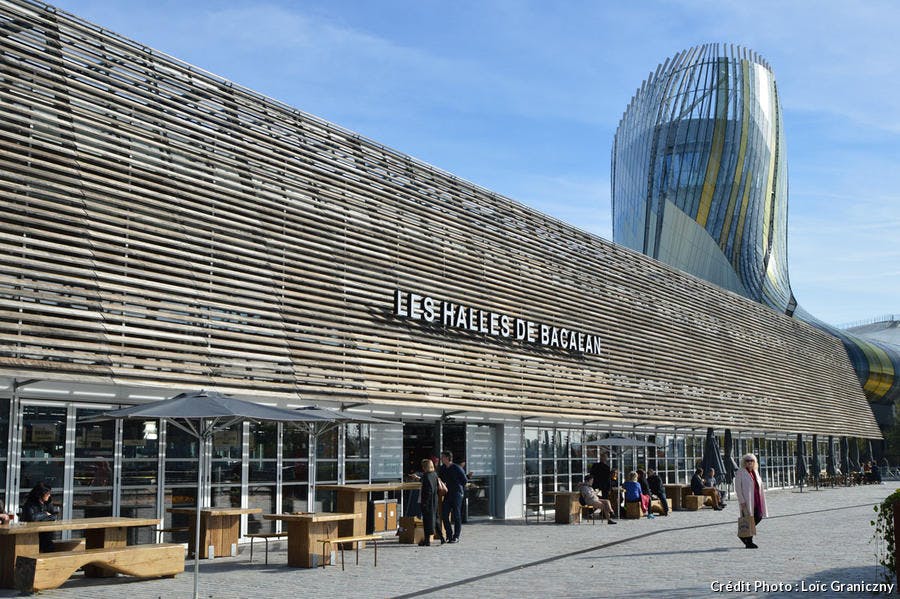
top-left (741, 514), bottom-right (763, 545)
top-left (441, 493), bottom-right (463, 540)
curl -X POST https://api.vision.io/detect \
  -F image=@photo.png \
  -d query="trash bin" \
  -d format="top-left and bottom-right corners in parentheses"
top-left (372, 499), bottom-right (398, 532)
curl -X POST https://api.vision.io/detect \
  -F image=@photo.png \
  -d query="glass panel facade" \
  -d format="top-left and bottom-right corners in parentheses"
top-left (20, 405), bottom-right (66, 507)
top-left (282, 426), bottom-right (309, 514)
top-left (248, 422), bottom-right (277, 533)
top-left (344, 424), bottom-right (370, 484)
top-left (72, 409), bottom-right (114, 522)
top-left (121, 419), bottom-right (159, 545)
top-left (466, 424), bottom-right (496, 519)
top-left (211, 424), bottom-right (242, 509)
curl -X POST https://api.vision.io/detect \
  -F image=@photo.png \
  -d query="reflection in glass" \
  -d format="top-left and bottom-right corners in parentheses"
top-left (345, 424), bottom-right (369, 458)
top-left (20, 461), bottom-right (64, 494)
top-left (21, 406), bottom-right (66, 459)
top-left (212, 425), bottom-right (242, 459)
top-left (121, 487), bottom-right (159, 544)
top-left (283, 427), bottom-right (309, 459)
top-left (281, 484), bottom-right (308, 514)
top-left (249, 422), bottom-right (277, 460)
top-left (248, 485), bottom-right (276, 533)
top-left (283, 460), bottom-right (308, 484)
top-left (210, 459), bottom-right (241, 485)
top-left (345, 461), bottom-right (369, 482)
top-left (249, 461), bottom-right (278, 483)
top-left (211, 486), bottom-right (241, 508)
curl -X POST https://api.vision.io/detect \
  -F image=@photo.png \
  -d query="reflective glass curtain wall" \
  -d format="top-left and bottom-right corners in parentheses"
top-left (611, 43), bottom-right (900, 412)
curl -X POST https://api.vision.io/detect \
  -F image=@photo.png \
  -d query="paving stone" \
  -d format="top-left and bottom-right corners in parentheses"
top-left (1, 483), bottom-right (893, 598)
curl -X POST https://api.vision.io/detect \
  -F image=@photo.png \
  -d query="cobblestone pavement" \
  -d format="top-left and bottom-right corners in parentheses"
top-left (2, 483), bottom-right (893, 598)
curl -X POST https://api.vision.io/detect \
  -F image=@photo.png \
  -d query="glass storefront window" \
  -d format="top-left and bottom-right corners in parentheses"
top-left (282, 424), bottom-right (309, 514)
top-left (248, 423), bottom-right (277, 533)
top-left (315, 427), bottom-right (338, 511)
top-left (120, 419), bottom-right (159, 544)
top-left (0, 399), bottom-right (8, 506)
top-left (72, 409), bottom-right (114, 523)
top-left (20, 405), bottom-right (67, 506)
top-left (164, 423), bottom-right (199, 540)
top-left (524, 427), bottom-right (539, 504)
top-left (345, 424), bottom-right (370, 483)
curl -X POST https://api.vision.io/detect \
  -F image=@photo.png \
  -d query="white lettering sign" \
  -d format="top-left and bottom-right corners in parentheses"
top-left (393, 290), bottom-right (601, 356)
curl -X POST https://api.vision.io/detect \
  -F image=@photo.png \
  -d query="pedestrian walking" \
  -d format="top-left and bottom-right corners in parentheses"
top-left (734, 452), bottom-right (767, 548)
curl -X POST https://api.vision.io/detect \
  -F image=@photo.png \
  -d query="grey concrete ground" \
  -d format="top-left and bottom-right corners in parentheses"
top-left (3, 483), bottom-right (893, 598)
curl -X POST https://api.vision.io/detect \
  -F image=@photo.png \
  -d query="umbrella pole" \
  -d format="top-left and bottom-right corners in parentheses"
top-left (193, 426), bottom-right (204, 599)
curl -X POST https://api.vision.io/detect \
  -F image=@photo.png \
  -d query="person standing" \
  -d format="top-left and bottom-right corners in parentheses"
top-left (439, 450), bottom-right (467, 543)
top-left (589, 453), bottom-right (612, 500)
top-left (418, 458), bottom-right (444, 546)
top-left (734, 453), bottom-right (767, 549)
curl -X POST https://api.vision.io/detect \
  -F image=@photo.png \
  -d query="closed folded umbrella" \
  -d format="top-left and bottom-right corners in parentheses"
top-left (826, 436), bottom-right (836, 486)
top-left (840, 437), bottom-right (850, 485)
top-left (723, 429), bottom-right (738, 485)
top-left (811, 434), bottom-right (821, 490)
top-left (795, 433), bottom-right (807, 491)
top-left (699, 427), bottom-right (726, 485)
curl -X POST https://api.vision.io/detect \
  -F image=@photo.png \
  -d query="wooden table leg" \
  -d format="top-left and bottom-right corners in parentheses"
top-left (207, 515), bottom-right (239, 558)
top-left (335, 490), bottom-right (366, 539)
top-left (0, 534), bottom-right (38, 589)
top-left (186, 513), bottom-right (211, 559)
top-left (84, 526), bottom-right (126, 577)
top-left (286, 520), bottom-right (337, 568)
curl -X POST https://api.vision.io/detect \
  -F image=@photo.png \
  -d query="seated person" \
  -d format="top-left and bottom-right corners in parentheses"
top-left (610, 467), bottom-right (620, 502)
top-left (636, 469), bottom-right (650, 495)
top-left (22, 482), bottom-right (59, 552)
top-left (623, 471), bottom-right (652, 517)
top-left (579, 475), bottom-right (617, 524)
top-left (870, 462), bottom-right (882, 484)
top-left (0, 500), bottom-right (13, 525)
top-left (691, 467), bottom-right (723, 510)
top-left (646, 468), bottom-right (669, 515)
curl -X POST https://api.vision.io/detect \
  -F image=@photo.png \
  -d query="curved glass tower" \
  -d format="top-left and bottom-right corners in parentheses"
top-left (611, 43), bottom-right (900, 420)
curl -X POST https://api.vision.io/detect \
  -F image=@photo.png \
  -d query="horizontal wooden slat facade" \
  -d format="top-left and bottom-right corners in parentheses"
top-left (0, 0), bottom-right (880, 437)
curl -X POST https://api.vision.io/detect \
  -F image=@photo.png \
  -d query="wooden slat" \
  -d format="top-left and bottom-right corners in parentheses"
top-left (0, 0), bottom-right (880, 437)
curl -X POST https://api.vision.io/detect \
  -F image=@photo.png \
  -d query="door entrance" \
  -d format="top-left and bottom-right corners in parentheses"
top-left (402, 423), bottom-right (440, 477)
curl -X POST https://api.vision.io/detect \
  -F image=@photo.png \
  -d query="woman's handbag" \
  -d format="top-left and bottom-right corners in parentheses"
top-left (737, 513), bottom-right (756, 538)
top-left (437, 478), bottom-right (448, 497)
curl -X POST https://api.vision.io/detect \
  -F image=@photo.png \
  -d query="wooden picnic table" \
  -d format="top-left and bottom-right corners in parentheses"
top-left (167, 507), bottom-right (261, 559)
top-left (317, 482), bottom-right (420, 538)
top-left (263, 512), bottom-right (359, 568)
top-left (546, 491), bottom-right (582, 524)
top-left (0, 516), bottom-right (161, 588)
top-left (665, 484), bottom-right (689, 510)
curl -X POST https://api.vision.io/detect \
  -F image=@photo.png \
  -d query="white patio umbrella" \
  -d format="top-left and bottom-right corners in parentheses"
top-left (83, 390), bottom-right (326, 599)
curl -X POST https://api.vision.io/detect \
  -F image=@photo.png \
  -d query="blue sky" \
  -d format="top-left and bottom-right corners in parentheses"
top-left (49, 0), bottom-right (900, 325)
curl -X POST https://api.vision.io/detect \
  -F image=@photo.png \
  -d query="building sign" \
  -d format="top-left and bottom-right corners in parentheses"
top-left (393, 289), bottom-right (601, 355)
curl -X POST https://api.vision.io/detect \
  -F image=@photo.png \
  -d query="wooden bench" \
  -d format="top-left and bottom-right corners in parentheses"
top-left (15, 543), bottom-right (185, 592)
top-left (683, 495), bottom-right (705, 510)
top-left (155, 526), bottom-right (189, 543)
top-left (319, 535), bottom-right (380, 571)
top-left (524, 502), bottom-right (554, 523)
top-left (246, 531), bottom-right (288, 564)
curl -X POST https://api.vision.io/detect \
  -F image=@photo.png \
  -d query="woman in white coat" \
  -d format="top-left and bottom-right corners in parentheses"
top-left (733, 452), bottom-right (768, 548)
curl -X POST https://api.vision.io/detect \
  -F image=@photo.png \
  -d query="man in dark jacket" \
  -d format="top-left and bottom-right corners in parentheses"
top-left (589, 453), bottom-right (612, 499)
top-left (646, 469), bottom-right (669, 515)
top-left (439, 450), bottom-right (468, 543)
